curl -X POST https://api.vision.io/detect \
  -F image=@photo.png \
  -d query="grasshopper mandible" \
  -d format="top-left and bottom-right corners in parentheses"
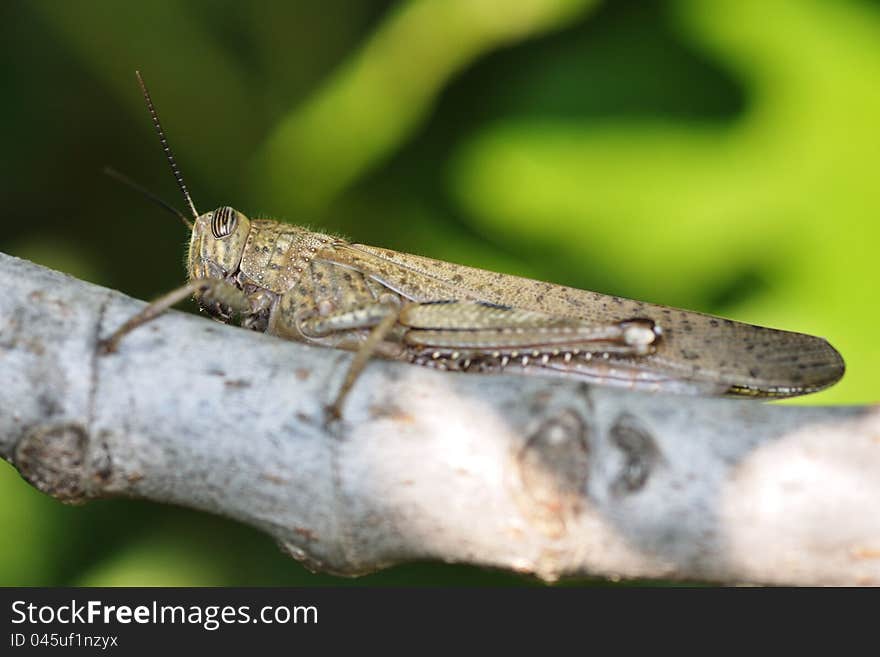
top-left (100, 72), bottom-right (845, 416)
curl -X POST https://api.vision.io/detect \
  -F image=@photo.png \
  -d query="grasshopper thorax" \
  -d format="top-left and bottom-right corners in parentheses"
top-left (188, 206), bottom-right (252, 280)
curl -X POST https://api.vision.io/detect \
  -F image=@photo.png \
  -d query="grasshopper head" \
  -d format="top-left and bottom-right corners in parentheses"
top-left (189, 206), bottom-right (252, 279)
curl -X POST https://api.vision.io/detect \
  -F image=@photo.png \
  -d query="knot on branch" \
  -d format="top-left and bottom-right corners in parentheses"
top-left (514, 409), bottom-right (590, 538)
top-left (610, 414), bottom-right (662, 496)
top-left (14, 423), bottom-right (107, 504)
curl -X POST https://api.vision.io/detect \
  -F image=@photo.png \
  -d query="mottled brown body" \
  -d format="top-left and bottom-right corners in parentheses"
top-left (186, 210), bottom-right (844, 399)
top-left (103, 72), bottom-right (843, 404)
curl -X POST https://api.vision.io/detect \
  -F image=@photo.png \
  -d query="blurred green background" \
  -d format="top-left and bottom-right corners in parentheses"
top-left (1, 0), bottom-right (877, 586)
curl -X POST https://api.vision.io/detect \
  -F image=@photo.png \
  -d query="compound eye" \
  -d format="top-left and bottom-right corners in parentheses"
top-left (211, 206), bottom-right (237, 239)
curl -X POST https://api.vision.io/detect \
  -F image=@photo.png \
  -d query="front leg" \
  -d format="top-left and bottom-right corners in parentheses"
top-left (98, 278), bottom-right (248, 354)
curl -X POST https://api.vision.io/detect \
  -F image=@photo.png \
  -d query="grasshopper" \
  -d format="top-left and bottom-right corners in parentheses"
top-left (100, 73), bottom-right (845, 416)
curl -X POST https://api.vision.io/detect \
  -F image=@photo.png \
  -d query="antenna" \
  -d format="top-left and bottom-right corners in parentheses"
top-left (135, 70), bottom-right (199, 220)
top-left (104, 166), bottom-right (193, 229)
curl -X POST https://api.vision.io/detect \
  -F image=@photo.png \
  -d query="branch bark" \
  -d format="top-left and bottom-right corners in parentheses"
top-left (1, 251), bottom-right (878, 585)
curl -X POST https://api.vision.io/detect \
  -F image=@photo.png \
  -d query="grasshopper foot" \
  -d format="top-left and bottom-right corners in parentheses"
top-left (323, 402), bottom-right (343, 425)
top-left (96, 337), bottom-right (119, 355)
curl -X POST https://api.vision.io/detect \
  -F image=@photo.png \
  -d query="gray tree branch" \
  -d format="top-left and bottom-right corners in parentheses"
top-left (1, 251), bottom-right (878, 585)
